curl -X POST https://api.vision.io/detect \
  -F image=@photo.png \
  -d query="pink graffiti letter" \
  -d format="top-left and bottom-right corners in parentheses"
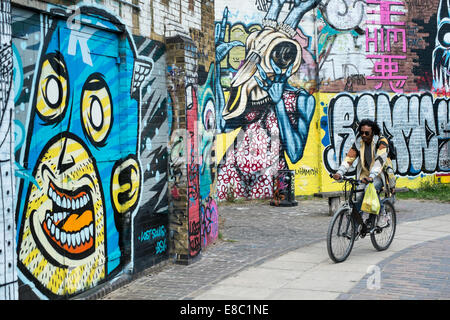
top-left (367, 54), bottom-right (408, 92)
top-left (366, 0), bottom-right (405, 26)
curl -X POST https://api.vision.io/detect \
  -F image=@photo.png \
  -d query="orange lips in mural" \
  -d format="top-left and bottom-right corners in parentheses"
top-left (42, 181), bottom-right (95, 255)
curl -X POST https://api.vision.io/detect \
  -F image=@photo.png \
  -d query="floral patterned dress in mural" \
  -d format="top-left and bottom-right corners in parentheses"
top-left (217, 91), bottom-right (299, 200)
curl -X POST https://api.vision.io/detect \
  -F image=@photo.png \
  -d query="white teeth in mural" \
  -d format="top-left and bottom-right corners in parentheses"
top-left (47, 211), bottom-right (68, 223)
top-left (45, 212), bottom-right (94, 247)
top-left (61, 231), bottom-right (66, 244)
top-left (75, 232), bottom-right (81, 246)
top-left (48, 186), bottom-right (91, 210)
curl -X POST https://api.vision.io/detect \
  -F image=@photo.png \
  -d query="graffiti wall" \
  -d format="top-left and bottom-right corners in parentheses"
top-left (215, 0), bottom-right (450, 199)
top-left (131, 34), bottom-right (169, 273)
top-left (214, 0), bottom-right (319, 200)
top-left (191, 1), bottom-right (219, 250)
top-left (2, 0), bottom-right (217, 301)
top-left (11, 3), bottom-right (169, 299)
top-left (197, 67), bottom-right (219, 249)
top-left (166, 36), bottom-right (200, 263)
top-left (167, 0), bottom-right (219, 263)
top-left (3, 0), bottom-right (450, 300)
top-left (320, 0), bottom-right (450, 191)
top-left (0, 0), bottom-right (18, 300)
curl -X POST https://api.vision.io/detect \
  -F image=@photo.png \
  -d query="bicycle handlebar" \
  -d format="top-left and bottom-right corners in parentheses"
top-left (329, 173), bottom-right (362, 185)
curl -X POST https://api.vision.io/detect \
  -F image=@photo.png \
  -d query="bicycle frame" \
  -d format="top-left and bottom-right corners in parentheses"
top-left (339, 177), bottom-right (365, 228)
top-left (340, 176), bottom-right (393, 233)
top-left (327, 175), bottom-right (397, 262)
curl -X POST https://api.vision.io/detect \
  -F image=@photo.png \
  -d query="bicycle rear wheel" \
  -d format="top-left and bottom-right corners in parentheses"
top-left (370, 200), bottom-right (396, 251)
top-left (327, 207), bottom-right (356, 263)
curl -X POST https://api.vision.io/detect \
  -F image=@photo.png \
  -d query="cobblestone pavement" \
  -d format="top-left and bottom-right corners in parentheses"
top-left (339, 235), bottom-right (450, 300)
top-left (91, 198), bottom-right (449, 300)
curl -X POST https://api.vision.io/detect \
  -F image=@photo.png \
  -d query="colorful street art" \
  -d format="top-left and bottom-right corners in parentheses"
top-left (433, 0), bottom-right (450, 93)
top-left (186, 84), bottom-right (201, 257)
top-left (215, 1), bottom-right (319, 200)
top-left (131, 35), bottom-right (169, 273)
top-left (317, 0), bottom-right (369, 92)
top-left (197, 65), bottom-right (219, 249)
top-left (322, 0), bottom-right (449, 181)
top-left (214, 0), bottom-right (450, 198)
top-left (0, 0), bottom-right (448, 301)
top-left (324, 93), bottom-right (450, 176)
top-left (11, 4), bottom-right (165, 298)
top-left (365, 0), bottom-right (408, 92)
top-left (0, 0), bottom-right (17, 300)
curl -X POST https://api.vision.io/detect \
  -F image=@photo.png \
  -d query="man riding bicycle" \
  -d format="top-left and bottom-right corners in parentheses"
top-left (332, 119), bottom-right (390, 230)
top-left (327, 119), bottom-right (397, 261)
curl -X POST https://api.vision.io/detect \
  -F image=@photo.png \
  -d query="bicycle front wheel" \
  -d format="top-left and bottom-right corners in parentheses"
top-left (327, 207), bottom-right (356, 263)
top-left (370, 200), bottom-right (396, 251)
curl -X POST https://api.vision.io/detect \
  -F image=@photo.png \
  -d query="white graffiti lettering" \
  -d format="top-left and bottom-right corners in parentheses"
top-left (68, 25), bottom-right (96, 66)
top-left (324, 93), bottom-right (450, 176)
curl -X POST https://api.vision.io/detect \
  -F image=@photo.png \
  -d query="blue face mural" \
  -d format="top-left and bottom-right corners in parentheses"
top-left (15, 6), bottom-right (149, 297)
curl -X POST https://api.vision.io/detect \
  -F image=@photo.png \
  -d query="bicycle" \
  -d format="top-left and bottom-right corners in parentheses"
top-left (326, 175), bottom-right (397, 263)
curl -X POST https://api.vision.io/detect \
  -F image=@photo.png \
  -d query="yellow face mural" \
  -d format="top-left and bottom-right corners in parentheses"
top-left (35, 57), bottom-right (69, 123)
top-left (19, 135), bottom-right (106, 295)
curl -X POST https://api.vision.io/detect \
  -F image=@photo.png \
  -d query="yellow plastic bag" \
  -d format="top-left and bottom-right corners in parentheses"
top-left (361, 183), bottom-right (380, 215)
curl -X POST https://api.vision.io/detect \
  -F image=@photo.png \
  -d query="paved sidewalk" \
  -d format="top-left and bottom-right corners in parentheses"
top-left (340, 235), bottom-right (450, 299)
top-left (190, 213), bottom-right (450, 300)
top-left (98, 199), bottom-right (450, 300)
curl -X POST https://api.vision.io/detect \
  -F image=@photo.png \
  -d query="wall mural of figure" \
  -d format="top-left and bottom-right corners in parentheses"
top-left (215, 1), bottom-right (319, 200)
top-left (14, 6), bottom-right (150, 298)
top-left (433, 0), bottom-right (450, 93)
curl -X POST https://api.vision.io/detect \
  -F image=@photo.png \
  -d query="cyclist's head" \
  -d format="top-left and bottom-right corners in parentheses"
top-left (358, 119), bottom-right (380, 143)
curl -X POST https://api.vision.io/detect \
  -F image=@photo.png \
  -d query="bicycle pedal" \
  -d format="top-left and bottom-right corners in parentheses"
top-left (369, 227), bottom-right (380, 234)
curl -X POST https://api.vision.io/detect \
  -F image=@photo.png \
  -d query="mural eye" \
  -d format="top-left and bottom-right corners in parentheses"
top-left (44, 76), bottom-right (62, 107)
top-left (438, 23), bottom-right (450, 47)
top-left (203, 99), bottom-right (216, 131)
top-left (36, 53), bottom-right (68, 122)
top-left (89, 96), bottom-right (103, 130)
top-left (81, 73), bottom-right (113, 146)
top-left (270, 42), bottom-right (298, 69)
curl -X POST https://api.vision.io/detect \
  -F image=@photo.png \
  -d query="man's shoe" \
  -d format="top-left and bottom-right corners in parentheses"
top-left (358, 224), bottom-right (367, 238)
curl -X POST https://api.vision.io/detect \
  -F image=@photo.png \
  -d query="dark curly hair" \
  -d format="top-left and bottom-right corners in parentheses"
top-left (358, 119), bottom-right (381, 136)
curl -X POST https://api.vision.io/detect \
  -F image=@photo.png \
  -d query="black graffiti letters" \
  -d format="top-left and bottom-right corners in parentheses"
top-left (189, 220), bottom-right (201, 254)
